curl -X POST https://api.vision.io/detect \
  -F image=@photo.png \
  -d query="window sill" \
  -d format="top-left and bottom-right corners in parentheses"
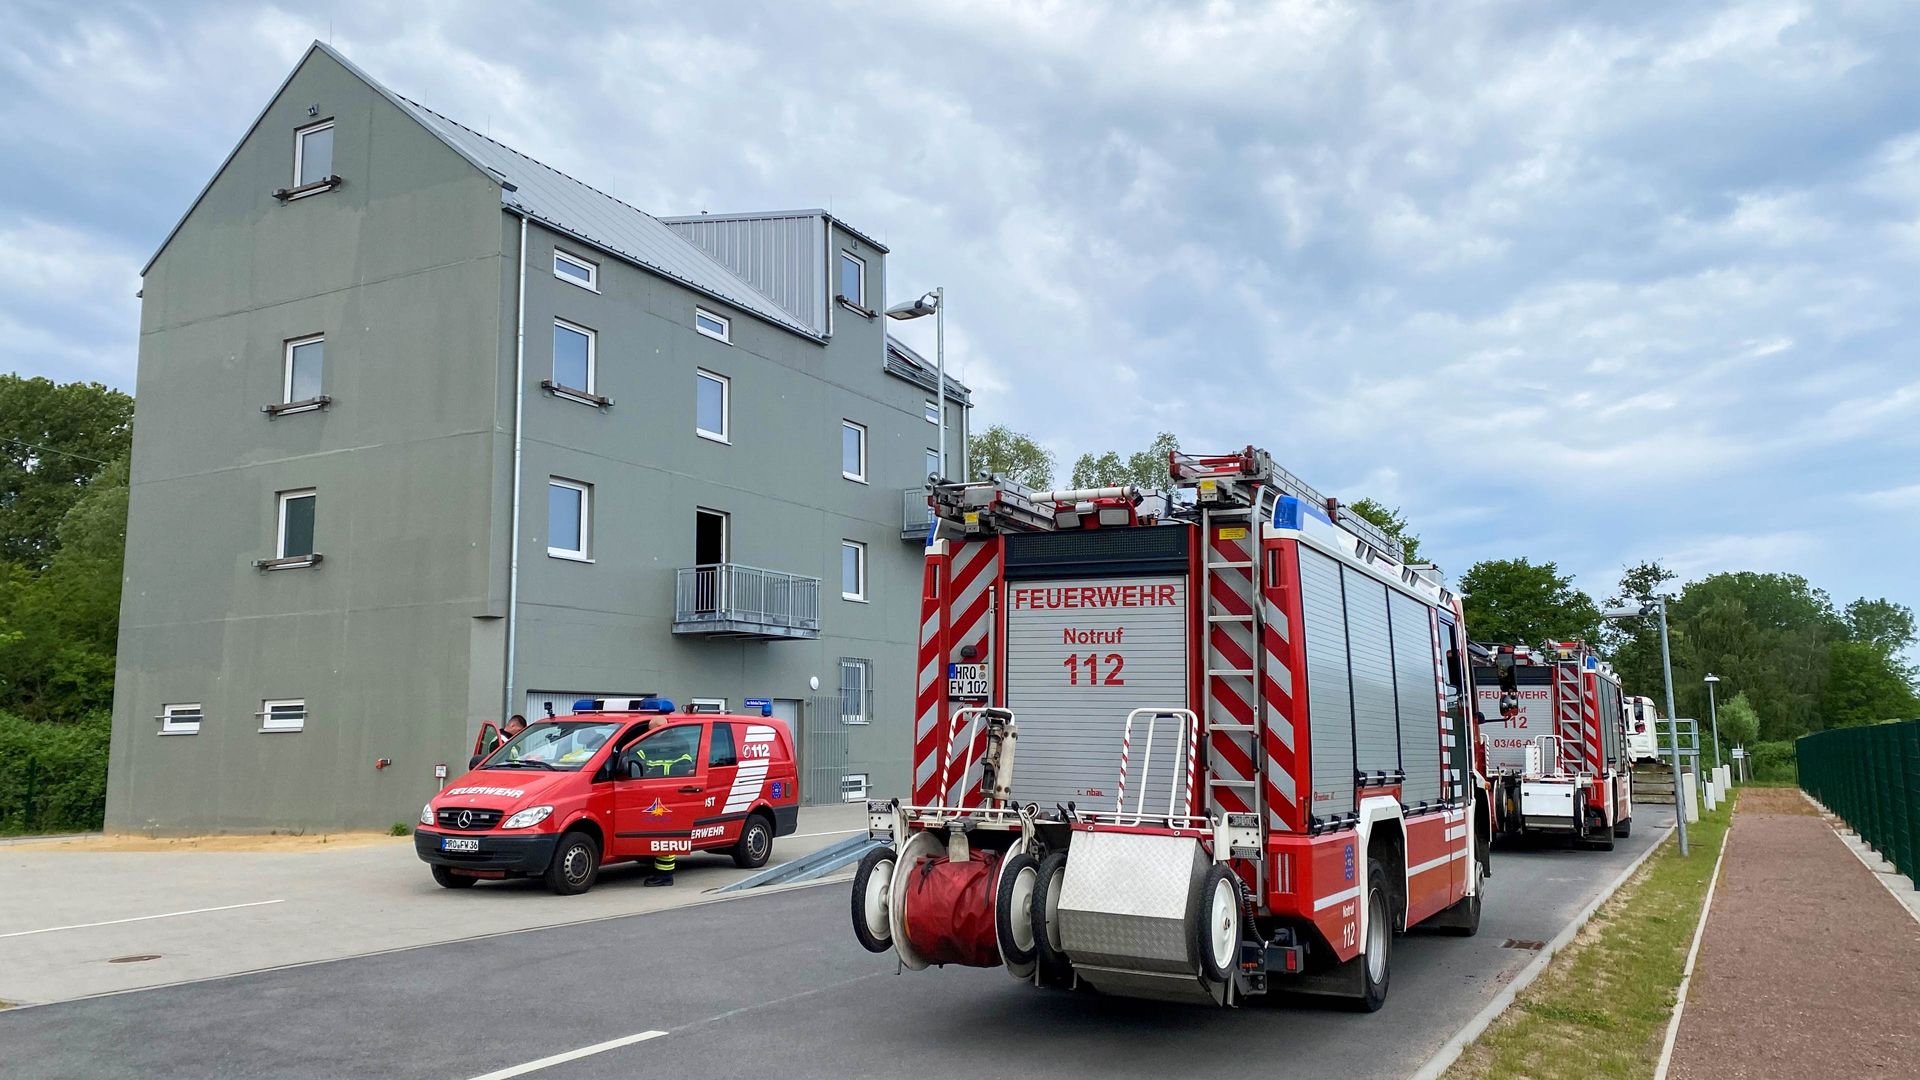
top-left (258, 726), bottom-right (304, 734)
top-left (158, 729), bottom-right (201, 737)
top-left (541, 381), bottom-right (613, 408)
top-left (263, 395), bottom-right (332, 418)
top-left (555, 275), bottom-right (600, 293)
top-left (274, 176), bottom-right (343, 202)
top-left (255, 554), bottom-right (323, 571)
top-left (836, 295), bottom-right (877, 319)
top-left (547, 551), bottom-right (595, 563)
top-left (696, 430), bottom-right (730, 445)
top-left (843, 474), bottom-right (868, 485)
top-left (841, 595), bottom-right (868, 604)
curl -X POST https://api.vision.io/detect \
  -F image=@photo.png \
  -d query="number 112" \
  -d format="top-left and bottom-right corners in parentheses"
top-left (1064, 653), bottom-right (1125, 685)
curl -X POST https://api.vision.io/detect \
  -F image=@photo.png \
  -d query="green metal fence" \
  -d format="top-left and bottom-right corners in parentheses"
top-left (1798, 719), bottom-right (1920, 890)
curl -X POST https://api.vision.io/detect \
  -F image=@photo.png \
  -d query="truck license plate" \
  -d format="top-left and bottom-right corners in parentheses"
top-left (948, 663), bottom-right (989, 699)
top-left (441, 837), bottom-right (480, 853)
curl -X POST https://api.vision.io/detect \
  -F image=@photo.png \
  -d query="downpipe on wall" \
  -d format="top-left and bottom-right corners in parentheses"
top-left (503, 211), bottom-right (529, 718)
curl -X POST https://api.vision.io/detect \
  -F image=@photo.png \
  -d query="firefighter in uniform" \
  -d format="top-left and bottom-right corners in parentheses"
top-left (630, 736), bottom-right (696, 887)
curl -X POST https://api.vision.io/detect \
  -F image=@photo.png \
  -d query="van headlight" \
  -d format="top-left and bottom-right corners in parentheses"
top-left (501, 805), bottom-right (553, 830)
top-left (419, 802), bottom-right (434, 826)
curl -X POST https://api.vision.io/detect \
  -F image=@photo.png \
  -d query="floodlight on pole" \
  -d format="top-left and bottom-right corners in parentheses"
top-left (1602, 596), bottom-right (1690, 856)
top-left (885, 288), bottom-right (946, 479)
top-left (1704, 673), bottom-right (1722, 773)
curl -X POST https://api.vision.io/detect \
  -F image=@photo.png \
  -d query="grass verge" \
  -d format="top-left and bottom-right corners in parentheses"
top-left (1446, 795), bottom-right (1736, 1080)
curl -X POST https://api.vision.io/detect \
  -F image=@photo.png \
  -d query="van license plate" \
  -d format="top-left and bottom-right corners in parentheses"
top-left (441, 837), bottom-right (480, 853)
top-left (948, 663), bottom-right (989, 699)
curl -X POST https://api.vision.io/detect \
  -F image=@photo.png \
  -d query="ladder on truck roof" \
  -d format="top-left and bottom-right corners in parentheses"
top-left (926, 476), bottom-right (1144, 536)
top-left (1172, 447), bottom-right (1405, 560)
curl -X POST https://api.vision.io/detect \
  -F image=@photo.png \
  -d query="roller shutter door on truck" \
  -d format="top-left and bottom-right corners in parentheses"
top-left (1298, 547), bottom-right (1355, 818)
top-left (1473, 666), bottom-right (1552, 773)
top-left (1390, 591), bottom-right (1444, 806)
top-left (1344, 569), bottom-right (1401, 780)
top-left (1004, 575), bottom-right (1190, 813)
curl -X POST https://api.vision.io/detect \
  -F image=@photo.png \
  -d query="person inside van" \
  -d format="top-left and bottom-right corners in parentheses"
top-left (626, 726), bottom-right (700, 887)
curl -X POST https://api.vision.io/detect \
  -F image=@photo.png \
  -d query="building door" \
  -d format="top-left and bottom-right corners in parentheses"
top-left (694, 508), bottom-right (728, 613)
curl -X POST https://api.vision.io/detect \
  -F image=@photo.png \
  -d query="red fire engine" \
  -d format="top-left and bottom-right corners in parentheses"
top-left (849, 448), bottom-right (1490, 1009)
top-left (1473, 642), bottom-right (1634, 848)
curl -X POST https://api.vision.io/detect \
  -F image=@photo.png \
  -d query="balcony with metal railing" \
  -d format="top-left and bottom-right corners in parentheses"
top-left (673, 563), bottom-right (821, 640)
top-left (901, 487), bottom-right (934, 540)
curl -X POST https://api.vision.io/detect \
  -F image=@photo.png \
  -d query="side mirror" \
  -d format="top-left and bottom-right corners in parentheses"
top-left (468, 753), bottom-right (483, 769)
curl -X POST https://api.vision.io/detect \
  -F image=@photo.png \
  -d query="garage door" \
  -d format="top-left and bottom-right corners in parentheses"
top-left (1004, 575), bottom-right (1190, 814)
top-left (524, 690), bottom-right (648, 720)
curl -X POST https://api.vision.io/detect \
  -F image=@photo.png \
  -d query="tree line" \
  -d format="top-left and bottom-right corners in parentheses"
top-left (0, 374), bottom-right (131, 832)
top-left (971, 423), bottom-right (1919, 754)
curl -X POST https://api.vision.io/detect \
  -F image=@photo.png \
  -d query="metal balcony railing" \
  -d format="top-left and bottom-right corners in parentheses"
top-left (673, 563), bottom-right (821, 640)
top-left (901, 487), bottom-right (934, 540)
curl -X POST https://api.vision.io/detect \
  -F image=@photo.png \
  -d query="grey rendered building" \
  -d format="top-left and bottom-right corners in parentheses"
top-left (105, 43), bottom-right (968, 832)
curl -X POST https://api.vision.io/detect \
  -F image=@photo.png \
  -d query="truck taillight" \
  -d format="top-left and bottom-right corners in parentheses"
top-left (1635, 722), bottom-right (1646, 734)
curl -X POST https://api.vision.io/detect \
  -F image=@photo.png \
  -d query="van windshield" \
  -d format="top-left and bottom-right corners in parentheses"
top-left (482, 720), bottom-right (622, 772)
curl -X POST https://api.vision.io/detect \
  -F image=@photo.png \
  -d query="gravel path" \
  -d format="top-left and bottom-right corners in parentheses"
top-left (1669, 788), bottom-right (1920, 1078)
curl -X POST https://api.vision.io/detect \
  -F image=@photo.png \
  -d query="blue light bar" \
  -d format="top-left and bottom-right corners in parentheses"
top-left (636, 697), bottom-right (675, 713)
top-left (572, 698), bottom-right (598, 711)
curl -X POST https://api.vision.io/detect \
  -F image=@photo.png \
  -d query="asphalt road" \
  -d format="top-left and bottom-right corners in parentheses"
top-left (0, 806), bottom-right (1672, 1080)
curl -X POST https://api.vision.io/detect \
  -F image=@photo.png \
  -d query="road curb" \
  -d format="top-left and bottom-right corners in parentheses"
top-left (1405, 823), bottom-right (1676, 1080)
top-left (1652, 810), bottom-right (1733, 1079)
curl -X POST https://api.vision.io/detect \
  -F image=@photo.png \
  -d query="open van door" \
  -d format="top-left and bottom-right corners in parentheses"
top-left (470, 722), bottom-right (502, 769)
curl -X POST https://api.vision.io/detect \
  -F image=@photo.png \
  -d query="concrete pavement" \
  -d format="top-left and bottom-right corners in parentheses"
top-left (0, 804), bottom-right (1673, 1079)
top-left (0, 803), bottom-right (868, 1004)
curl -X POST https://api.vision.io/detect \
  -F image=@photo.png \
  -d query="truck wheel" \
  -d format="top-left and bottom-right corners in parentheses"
top-left (1030, 852), bottom-right (1073, 983)
top-left (431, 864), bottom-right (478, 890)
top-left (731, 813), bottom-right (774, 869)
top-left (995, 852), bottom-right (1041, 967)
top-left (543, 830), bottom-right (600, 895)
top-left (1190, 863), bottom-right (1244, 984)
top-left (1614, 816), bottom-right (1632, 839)
top-left (1352, 858), bottom-right (1391, 1012)
top-left (850, 846), bottom-right (895, 953)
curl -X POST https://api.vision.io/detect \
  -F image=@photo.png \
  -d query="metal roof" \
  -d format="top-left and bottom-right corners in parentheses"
top-left (660, 212), bottom-right (828, 334)
top-left (886, 335), bottom-right (971, 404)
top-left (148, 43), bottom-right (819, 340)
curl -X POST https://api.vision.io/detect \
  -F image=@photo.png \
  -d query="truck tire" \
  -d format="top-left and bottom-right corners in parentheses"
top-left (543, 830), bottom-right (600, 896)
top-left (731, 812), bottom-right (774, 869)
top-left (1352, 858), bottom-right (1391, 1012)
top-left (431, 864), bottom-right (478, 889)
top-left (1190, 863), bottom-right (1243, 985)
top-left (850, 845), bottom-right (895, 953)
top-left (1030, 852), bottom-right (1073, 984)
top-left (995, 852), bottom-right (1041, 967)
top-left (1614, 816), bottom-right (1632, 839)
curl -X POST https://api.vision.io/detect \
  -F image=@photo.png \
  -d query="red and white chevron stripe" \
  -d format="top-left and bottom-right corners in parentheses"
top-left (1430, 609), bottom-right (1452, 800)
top-left (1555, 662), bottom-right (1584, 775)
top-left (910, 539), bottom-right (1001, 807)
top-left (1581, 673), bottom-right (1604, 774)
top-left (1259, 570), bottom-right (1302, 832)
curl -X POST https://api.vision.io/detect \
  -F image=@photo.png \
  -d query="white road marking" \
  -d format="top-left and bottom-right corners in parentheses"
top-left (466, 1030), bottom-right (667, 1080)
top-left (0, 899), bottom-right (285, 939)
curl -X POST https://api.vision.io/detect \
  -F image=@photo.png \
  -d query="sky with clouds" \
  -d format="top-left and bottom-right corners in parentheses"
top-left (3, 0), bottom-right (1916, 629)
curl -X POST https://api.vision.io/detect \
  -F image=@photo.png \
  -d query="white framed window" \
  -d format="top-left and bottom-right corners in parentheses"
top-left (276, 489), bottom-right (316, 560)
top-left (839, 251), bottom-right (866, 306)
top-left (842, 420), bottom-right (867, 483)
top-left (840, 540), bottom-right (866, 602)
top-left (839, 657), bottom-right (872, 724)
top-left (283, 334), bottom-right (324, 404)
top-left (294, 120), bottom-right (334, 187)
top-left (553, 250), bottom-right (598, 291)
top-left (689, 698), bottom-right (727, 714)
top-left (553, 319), bottom-right (595, 394)
top-left (696, 369), bottom-right (729, 443)
top-left (925, 448), bottom-right (941, 482)
top-left (160, 703), bottom-right (203, 736)
top-left (261, 698), bottom-right (306, 733)
top-left (923, 399), bottom-right (939, 425)
top-left (547, 478), bottom-right (592, 561)
top-left (694, 308), bottom-right (731, 343)
top-left (841, 773), bottom-right (870, 802)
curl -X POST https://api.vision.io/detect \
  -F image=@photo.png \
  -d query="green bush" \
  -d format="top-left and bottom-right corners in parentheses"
top-left (1747, 739), bottom-right (1798, 783)
top-left (0, 710), bottom-right (110, 834)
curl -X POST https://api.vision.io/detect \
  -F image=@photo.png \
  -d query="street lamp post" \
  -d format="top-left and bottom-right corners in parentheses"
top-left (885, 288), bottom-right (946, 479)
top-left (1604, 595), bottom-right (1690, 857)
top-left (1704, 673), bottom-right (1722, 773)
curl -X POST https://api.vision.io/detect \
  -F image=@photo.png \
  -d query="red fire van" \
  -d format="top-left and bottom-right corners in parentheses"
top-left (415, 698), bottom-right (799, 894)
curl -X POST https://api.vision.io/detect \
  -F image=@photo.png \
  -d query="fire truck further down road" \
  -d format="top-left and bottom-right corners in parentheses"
top-left (1473, 642), bottom-right (1634, 848)
top-left (849, 448), bottom-right (1490, 1010)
